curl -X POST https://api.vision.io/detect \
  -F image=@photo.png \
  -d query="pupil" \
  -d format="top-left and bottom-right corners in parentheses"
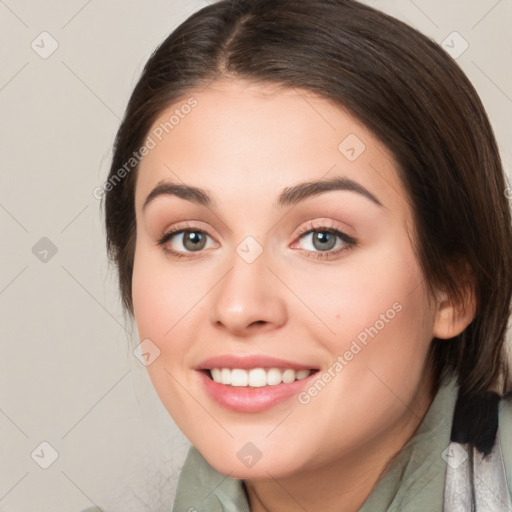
top-left (184, 232), bottom-right (206, 251)
top-left (313, 231), bottom-right (336, 251)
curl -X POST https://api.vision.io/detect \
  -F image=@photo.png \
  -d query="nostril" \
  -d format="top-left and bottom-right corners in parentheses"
top-left (250, 320), bottom-right (266, 327)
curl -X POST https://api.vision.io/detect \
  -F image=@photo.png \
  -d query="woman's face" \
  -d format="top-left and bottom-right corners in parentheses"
top-left (132, 79), bottom-right (440, 479)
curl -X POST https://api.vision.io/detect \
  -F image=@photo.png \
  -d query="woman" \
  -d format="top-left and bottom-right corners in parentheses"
top-left (103, 0), bottom-right (512, 510)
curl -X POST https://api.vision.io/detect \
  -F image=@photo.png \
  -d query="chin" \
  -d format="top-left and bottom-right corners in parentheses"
top-left (200, 444), bottom-right (305, 481)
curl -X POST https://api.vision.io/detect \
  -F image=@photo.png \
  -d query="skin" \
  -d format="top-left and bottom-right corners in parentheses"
top-left (131, 79), bottom-right (475, 512)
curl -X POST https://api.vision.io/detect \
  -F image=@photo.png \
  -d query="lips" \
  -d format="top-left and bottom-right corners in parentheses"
top-left (196, 354), bottom-right (319, 413)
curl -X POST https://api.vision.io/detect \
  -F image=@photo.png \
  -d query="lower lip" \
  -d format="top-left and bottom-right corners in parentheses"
top-left (198, 370), bottom-right (317, 413)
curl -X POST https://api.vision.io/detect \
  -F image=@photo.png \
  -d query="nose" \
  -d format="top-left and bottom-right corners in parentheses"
top-left (209, 245), bottom-right (287, 337)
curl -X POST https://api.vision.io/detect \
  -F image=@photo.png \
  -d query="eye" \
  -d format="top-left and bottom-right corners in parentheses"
top-left (293, 221), bottom-right (357, 260)
top-left (157, 224), bottom-right (217, 257)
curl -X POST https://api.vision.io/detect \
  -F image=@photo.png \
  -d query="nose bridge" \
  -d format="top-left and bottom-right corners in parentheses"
top-left (210, 237), bottom-right (286, 334)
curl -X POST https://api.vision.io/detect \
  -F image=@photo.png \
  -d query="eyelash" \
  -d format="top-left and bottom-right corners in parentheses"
top-left (156, 221), bottom-right (358, 261)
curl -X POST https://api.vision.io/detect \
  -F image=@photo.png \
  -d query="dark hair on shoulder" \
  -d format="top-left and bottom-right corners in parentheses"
top-left (104, 0), bottom-right (512, 408)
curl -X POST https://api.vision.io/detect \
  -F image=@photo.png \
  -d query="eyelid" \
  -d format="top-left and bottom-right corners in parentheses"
top-left (293, 218), bottom-right (355, 240)
top-left (157, 221), bottom-right (216, 242)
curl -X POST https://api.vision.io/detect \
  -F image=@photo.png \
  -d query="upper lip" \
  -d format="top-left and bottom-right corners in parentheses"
top-left (196, 354), bottom-right (318, 371)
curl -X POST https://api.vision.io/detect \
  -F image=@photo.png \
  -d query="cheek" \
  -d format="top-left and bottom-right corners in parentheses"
top-left (131, 239), bottom-right (217, 407)
top-left (291, 236), bottom-right (431, 354)
top-left (131, 241), bottom-right (205, 341)
top-left (302, 240), bottom-right (434, 420)
top-left (289, 238), bottom-right (436, 424)
top-left (131, 243), bottom-right (206, 433)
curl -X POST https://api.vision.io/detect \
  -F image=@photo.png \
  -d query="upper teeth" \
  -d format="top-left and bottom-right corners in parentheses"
top-left (210, 368), bottom-right (312, 387)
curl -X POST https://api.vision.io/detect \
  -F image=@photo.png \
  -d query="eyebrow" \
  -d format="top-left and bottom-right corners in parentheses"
top-left (277, 176), bottom-right (383, 208)
top-left (142, 176), bottom-right (383, 211)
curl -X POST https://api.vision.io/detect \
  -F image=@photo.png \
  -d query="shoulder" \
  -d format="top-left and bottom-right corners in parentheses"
top-left (499, 394), bottom-right (512, 500)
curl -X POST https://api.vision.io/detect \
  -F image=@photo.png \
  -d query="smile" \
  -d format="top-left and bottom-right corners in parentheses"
top-left (207, 367), bottom-right (313, 387)
top-left (196, 355), bottom-right (320, 413)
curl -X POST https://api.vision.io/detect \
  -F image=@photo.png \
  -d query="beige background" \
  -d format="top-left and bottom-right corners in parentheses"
top-left (0, 1), bottom-right (510, 511)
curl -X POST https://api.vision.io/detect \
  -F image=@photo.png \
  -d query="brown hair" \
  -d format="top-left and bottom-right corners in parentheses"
top-left (104, 0), bottom-right (512, 401)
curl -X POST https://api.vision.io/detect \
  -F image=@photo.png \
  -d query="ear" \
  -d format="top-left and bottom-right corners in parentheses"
top-left (433, 266), bottom-right (477, 339)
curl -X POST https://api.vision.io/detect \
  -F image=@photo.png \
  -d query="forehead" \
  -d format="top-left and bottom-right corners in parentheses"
top-left (135, 79), bottom-right (409, 215)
